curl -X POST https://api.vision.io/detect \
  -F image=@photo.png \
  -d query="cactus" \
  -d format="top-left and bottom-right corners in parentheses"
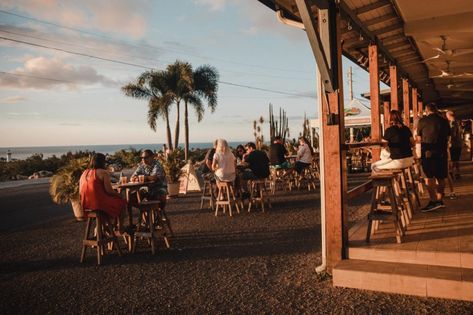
top-left (269, 103), bottom-right (289, 143)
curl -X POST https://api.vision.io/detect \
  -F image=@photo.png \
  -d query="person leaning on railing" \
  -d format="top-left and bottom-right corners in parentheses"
top-left (371, 110), bottom-right (415, 173)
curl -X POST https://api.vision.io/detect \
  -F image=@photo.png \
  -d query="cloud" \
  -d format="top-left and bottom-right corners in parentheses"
top-left (7, 112), bottom-right (40, 116)
top-left (0, 96), bottom-right (27, 104)
top-left (193, 0), bottom-right (228, 11)
top-left (0, 56), bottom-right (116, 89)
top-left (0, 0), bottom-right (151, 38)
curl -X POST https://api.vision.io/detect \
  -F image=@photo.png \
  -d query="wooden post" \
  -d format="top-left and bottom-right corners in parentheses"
top-left (389, 65), bottom-right (398, 110)
top-left (383, 101), bottom-right (390, 132)
top-left (314, 5), bottom-right (348, 273)
top-left (402, 78), bottom-right (410, 125)
top-left (369, 44), bottom-right (381, 162)
top-left (418, 101), bottom-right (423, 118)
top-left (412, 87), bottom-right (418, 128)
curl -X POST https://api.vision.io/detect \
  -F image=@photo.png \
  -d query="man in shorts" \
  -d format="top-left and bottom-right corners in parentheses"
top-left (446, 110), bottom-right (463, 179)
top-left (417, 103), bottom-right (451, 212)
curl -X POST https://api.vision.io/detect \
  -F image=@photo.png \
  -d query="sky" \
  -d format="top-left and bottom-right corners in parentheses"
top-left (0, 0), bottom-right (377, 147)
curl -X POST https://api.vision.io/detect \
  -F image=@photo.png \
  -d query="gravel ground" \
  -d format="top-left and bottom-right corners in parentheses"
top-left (1, 183), bottom-right (473, 314)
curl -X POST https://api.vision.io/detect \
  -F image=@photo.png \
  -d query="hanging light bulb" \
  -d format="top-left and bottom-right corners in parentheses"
top-left (347, 20), bottom-right (352, 31)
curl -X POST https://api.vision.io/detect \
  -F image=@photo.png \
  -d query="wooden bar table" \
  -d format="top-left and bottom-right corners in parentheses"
top-left (113, 181), bottom-right (155, 227)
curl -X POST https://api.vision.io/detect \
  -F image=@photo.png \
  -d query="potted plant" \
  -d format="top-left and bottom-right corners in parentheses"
top-left (49, 157), bottom-right (89, 221)
top-left (158, 149), bottom-right (185, 197)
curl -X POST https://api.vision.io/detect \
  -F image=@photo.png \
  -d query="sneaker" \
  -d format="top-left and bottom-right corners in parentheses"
top-left (449, 193), bottom-right (457, 200)
top-left (437, 200), bottom-right (446, 208)
top-left (421, 201), bottom-right (442, 212)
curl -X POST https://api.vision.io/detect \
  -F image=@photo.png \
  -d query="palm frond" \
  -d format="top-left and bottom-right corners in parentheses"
top-left (121, 84), bottom-right (152, 100)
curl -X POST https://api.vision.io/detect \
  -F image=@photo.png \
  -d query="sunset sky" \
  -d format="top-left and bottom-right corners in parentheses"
top-left (0, 0), bottom-right (374, 147)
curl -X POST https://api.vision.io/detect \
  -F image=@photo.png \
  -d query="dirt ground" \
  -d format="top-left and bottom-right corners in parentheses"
top-left (0, 182), bottom-right (472, 314)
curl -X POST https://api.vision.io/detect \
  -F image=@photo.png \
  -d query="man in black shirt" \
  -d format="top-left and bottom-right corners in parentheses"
top-left (243, 142), bottom-right (270, 179)
top-left (417, 103), bottom-right (451, 212)
top-left (269, 136), bottom-right (290, 168)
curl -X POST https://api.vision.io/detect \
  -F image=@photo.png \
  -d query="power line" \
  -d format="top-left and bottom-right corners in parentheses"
top-left (0, 9), bottom-right (313, 75)
top-left (0, 70), bottom-right (75, 83)
top-left (0, 36), bottom-right (315, 98)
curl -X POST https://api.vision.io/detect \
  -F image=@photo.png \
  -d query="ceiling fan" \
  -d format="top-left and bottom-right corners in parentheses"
top-left (429, 61), bottom-right (473, 78)
top-left (421, 36), bottom-right (473, 62)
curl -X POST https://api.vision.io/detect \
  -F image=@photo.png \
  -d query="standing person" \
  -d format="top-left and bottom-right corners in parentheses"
top-left (269, 136), bottom-right (290, 169)
top-left (131, 149), bottom-right (167, 206)
top-left (417, 103), bottom-right (451, 212)
top-left (294, 137), bottom-right (313, 174)
top-left (371, 110), bottom-right (415, 172)
top-left (446, 110), bottom-right (463, 179)
top-left (212, 139), bottom-right (236, 182)
top-left (80, 153), bottom-right (127, 233)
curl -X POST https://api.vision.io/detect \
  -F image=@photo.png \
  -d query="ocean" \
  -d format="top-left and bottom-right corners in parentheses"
top-left (1, 142), bottom-right (245, 160)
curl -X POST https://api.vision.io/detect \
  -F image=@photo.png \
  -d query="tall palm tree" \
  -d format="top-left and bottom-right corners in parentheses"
top-left (183, 65), bottom-right (219, 160)
top-left (166, 61), bottom-right (193, 150)
top-left (121, 70), bottom-right (174, 150)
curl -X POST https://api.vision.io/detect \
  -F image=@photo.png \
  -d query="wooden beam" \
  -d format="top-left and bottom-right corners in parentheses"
top-left (390, 65), bottom-right (398, 110)
top-left (356, 0), bottom-right (391, 15)
top-left (295, 0), bottom-right (334, 92)
top-left (383, 101), bottom-right (390, 131)
top-left (369, 44), bottom-right (381, 162)
top-left (372, 24), bottom-right (403, 36)
top-left (318, 6), bottom-right (348, 273)
top-left (412, 87), bottom-right (418, 126)
top-left (402, 78), bottom-right (410, 125)
top-left (364, 14), bottom-right (398, 27)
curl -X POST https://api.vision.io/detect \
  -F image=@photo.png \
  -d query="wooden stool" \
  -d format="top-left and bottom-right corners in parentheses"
top-left (248, 179), bottom-right (271, 213)
top-left (269, 168), bottom-right (293, 194)
top-left (80, 210), bottom-right (122, 265)
top-left (133, 200), bottom-right (170, 254)
top-left (366, 174), bottom-right (405, 244)
top-left (412, 158), bottom-right (425, 195)
top-left (200, 178), bottom-right (215, 211)
top-left (406, 165), bottom-right (421, 208)
top-left (215, 181), bottom-right (240, 217)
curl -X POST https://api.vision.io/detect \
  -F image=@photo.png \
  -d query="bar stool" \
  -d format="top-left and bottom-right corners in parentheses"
top-left (200, 177), bottom-right (215, 211)
top-left (215, 181), bottom-right (240, 217)
top-left (269, 168), bottom-right (293, 194)
top-left (248, 179), bottom-right (271, 213)
top-left (133, 200), bottom-right (170, 254)
top-left (412, 158), bottom-right (425, 195)
top-left (366, 174), bottom-right (405, 243)
top-left (80, 210), bottom-right (122, 265)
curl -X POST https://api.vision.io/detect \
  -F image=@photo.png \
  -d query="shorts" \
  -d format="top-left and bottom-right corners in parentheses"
top-left (294, 161), bottom-right (310, 174)
top-left (421, 153), bottom-right (448, 179)
top-left (271, 161), bottom-right (291, 169)
top-left (450, 147), bottom-right (461, 162)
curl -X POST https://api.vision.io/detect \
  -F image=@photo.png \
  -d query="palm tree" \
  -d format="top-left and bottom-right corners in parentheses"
top-left (121, 70), bottom-right (174, 150)
top-left (183, 65), bottom-right (219, 160)
top-left (166, 61), bottom-right (193, 150)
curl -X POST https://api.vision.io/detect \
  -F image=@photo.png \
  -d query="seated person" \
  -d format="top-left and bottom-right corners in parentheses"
top-left (269, 136), bottom-right (290, 169)
top-left (198, 140), bottom-right (217, 180)
top-left (242, 142), bottom-right (270, 180)
top-left (371, 110), bottom-right (414, 172)
top-left (212, 139), bottom-right (236, 182)
top-left (80, 153), bottom-right (127, 232)
top-left (294, 137), bottom-right (313, 174)
top-left (234, 144), bottom-right (245, 164)
top-left (131, 149), bottom-right (167, 207)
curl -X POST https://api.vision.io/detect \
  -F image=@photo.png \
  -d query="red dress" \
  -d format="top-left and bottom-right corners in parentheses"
top-left (80, 169), bottom-right (126, 218)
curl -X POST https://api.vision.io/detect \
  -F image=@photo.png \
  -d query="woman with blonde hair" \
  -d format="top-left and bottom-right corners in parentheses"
top-left (212, 138), bottom-right (236, 181)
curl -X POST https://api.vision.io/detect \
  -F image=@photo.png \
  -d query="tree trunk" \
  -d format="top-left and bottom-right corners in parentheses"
top-left (184, 101), bottom-right (189, 161)
top-left (165, 110), bottom-right (173, 151)
top-left (174, 100), bottom-right (180, 150)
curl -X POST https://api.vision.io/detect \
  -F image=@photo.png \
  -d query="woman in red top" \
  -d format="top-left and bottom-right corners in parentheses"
top-left (79, 153), bottom-right (126, 232)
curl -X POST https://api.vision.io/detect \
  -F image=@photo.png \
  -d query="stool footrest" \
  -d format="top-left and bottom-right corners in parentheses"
top-left (368, 210), bottom-right (394, 220)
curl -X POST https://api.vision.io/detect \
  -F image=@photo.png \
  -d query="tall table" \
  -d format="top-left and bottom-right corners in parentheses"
top-left (113, 181), bottom-right (155, 226)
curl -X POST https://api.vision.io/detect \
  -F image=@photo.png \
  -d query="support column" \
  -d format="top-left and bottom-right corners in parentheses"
top-left (412, 87), bottom-right (418, 128)
top-left (369, 44), bottom-right (381, 162)
top-left (389, 65), bottom-right (398, 110)
top-left (402, 78), bottom-right (410, 125)
top-left (383, 101), bottom-right (390, 132)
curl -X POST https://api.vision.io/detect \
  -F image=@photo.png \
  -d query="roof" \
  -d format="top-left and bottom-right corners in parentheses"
top-left (258, 0), bottom-right (473, 117)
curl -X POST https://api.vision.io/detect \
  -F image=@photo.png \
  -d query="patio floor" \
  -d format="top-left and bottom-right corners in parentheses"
top-left (334, 161), bottom-right (473, 301)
